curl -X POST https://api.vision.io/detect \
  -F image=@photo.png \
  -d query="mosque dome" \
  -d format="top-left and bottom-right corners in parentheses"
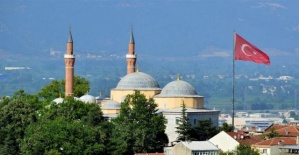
top-left (156, 76), bottom-right (201, 97)
top-left (102, 100), bottom-right (121, 110)
top-left (79, 94), bottom-right (96, 103)
top-left (53, 97), bottom-right (64, 104)
top-left (115, 72), bottom-right (161, 90)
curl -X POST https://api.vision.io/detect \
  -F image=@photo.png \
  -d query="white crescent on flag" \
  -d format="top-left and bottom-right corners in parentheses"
top-left (241, 44), bottom-right (253, 56)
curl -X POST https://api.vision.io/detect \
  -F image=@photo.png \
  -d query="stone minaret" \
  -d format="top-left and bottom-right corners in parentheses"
top-left (126, 28), bottom-right (137, 74)
top-left (64, 28), bottom-right (75, 96)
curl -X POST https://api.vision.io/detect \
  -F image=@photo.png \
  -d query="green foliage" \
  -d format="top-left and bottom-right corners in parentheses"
top-left (262, 127), bottom-right (279, 139)
top-left (235, 144), bottom-right (259, 155)
top-left (38, 76), bottom-right (89, 101)
top-left (176, 103), bottom-right (219, 141)
top-left (109, 91), bottom-right (168, 154)
top-left (219, 122), bottom-right (234, 132)
top-left (220, 144), bottom-right (259, 155)
top-left (21, 99), bottom-right (110, 155)
top-left (40, 97), bottom-right (104, 126)
top-left (192, 119), bottom-right (219, 141)
top-left (176, 102), bottom-right (193, 141)
top-left (0, 90), bottom-right (40, 155)
top-left (21, 117), bottom-right (106, 155)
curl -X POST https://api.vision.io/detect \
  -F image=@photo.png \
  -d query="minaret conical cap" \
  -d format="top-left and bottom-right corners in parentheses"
top-left (130, 27), bottom-right (134, 44)
top-left (68, 26), bottom-right (73, 43)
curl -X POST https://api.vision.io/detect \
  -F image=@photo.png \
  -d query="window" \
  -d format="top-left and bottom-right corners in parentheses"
top-left (194, 119), bottom-right (197, 125)
top-left (263, 149), bottom-right (267, 154)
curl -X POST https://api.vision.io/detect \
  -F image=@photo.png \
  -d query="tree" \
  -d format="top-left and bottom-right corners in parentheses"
top-left (21, 98), bottom-right (110, 155)
top-left (235, 144), bottom-right (259, 155)
top-left (176, 102), bottom-right (193, 141)
top-left (38, 76), bottom-right (89, 101)
top-left (219, 122), bottom-right (234, 132)
top-left (109, 91), bottom-right (168, 154)
top-left (0, 90), bottom-right (40, 155)
top-left (262, 127), bottom-right (279, 139)
top-left (21, 117), bottom-right (106, 155)
top-left (220, 144), bottom-right (259, 155)
top-left (191, 119), bottom-right (219, 141)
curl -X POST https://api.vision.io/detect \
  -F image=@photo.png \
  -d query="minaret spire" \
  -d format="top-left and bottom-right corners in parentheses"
top-left (126, 26), bottom-right (137, 74)
top-left (64, 26), bottom-right (75, 96)
top-left (68, 26), bottom-right (73, 43)
top-left (130, 26), bottom-right (134, 44)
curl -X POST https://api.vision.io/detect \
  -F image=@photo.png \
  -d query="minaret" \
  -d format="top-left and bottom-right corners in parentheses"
top-left (126, 28), bottom-right (137, 74)
top-left (64, 27), bottom-right (75, 96)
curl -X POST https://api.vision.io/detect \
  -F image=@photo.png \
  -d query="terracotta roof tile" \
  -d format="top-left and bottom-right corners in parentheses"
top-left (265, 125), bottom-right (299, 137)
top-left (253, 137), bottom-right (296, 147)
top-left (226, 131), bottom-right (263, 145)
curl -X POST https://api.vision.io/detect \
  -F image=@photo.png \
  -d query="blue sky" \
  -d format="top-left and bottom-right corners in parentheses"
top-left (0, 0), bottom-right (298, 59)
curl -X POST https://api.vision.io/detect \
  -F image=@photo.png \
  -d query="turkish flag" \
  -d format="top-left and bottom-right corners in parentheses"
top-left (235, 33), bottom-right (270, 65)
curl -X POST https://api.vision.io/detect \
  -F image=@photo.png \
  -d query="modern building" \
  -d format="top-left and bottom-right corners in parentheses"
top-left (209, 131), bottom-right (262, 152)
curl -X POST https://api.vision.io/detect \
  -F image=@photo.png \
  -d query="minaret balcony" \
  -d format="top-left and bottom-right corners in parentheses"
top-left (126, 54), bottom-right (136, 58)
top-left (64, 54), bottom-right (75, 58)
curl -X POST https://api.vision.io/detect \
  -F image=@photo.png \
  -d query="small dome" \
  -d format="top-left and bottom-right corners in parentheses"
top-left (156, 79), bottom-right (200, 97)
top-left (102, 100), bottom-right (121, 110)
top-left (115, 72), bottom-right (161, 90)
top-left (53, 97), bottom-right (64, 104)
top-left (80, 94), bottom-right (96, 103)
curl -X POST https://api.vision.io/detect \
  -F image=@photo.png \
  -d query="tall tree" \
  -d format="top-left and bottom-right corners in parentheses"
top-left (38, 76), bottom-right (89, 101)
top-left (21, 117), bottom-right (106, 155)
top-left (0, 90), bottom-right (40, 155)
top-left (176, 102), bottom-right (193, 141)
top-left (21, 98), bottom-right (110, 155)
top-left (109, 91), bottom-right (168, 154)
top-left (219, 122), bottom-right (234, 132)
top-left (191, 119), bottom-right (219, 141)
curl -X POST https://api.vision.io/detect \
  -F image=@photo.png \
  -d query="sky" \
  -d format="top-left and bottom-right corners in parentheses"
top-left (0, 0), bottom-right (299, 59)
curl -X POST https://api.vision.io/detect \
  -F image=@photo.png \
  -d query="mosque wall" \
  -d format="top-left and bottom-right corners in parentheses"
top-left (154, 97), bottom-right (204, 109)
top-left (102, 109), bottom-right (120, 115)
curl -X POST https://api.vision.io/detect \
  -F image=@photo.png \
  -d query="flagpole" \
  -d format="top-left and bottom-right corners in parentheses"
top-left (232, 32), bottom-right (236, 128)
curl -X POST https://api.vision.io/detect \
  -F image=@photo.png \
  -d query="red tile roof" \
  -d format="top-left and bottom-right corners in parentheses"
top-left (253, 137), bottom-right (296, 147)
top-left (226, 131), bottom-right (263, 145)
top-left (264, 125), bottom-right (299, 137)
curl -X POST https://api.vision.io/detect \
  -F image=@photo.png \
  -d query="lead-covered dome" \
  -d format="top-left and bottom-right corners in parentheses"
top-left (80, 94), bottom-right (96, 103)
top-left (115, 72), bottom-right (161, 90)
top-left (102, 100), bottom-right (120, 110)
top-left (156, 79), bottom-right (201, 97)
top-left (53, 97), bottom-right (64, 104)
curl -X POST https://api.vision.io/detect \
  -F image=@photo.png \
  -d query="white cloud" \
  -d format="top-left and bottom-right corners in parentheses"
top-left (263, 48), bottom-right (290, 56)
top-left (198, 46), bottom-right (230, 58)
top-left (253, 2), bottom-right (286, 9)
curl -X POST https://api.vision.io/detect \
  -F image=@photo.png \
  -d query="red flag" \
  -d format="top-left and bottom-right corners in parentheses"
top-left (234, 33), bottom-right (270, 65)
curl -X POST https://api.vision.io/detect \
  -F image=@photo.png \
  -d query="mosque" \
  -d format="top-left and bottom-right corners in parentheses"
top-left (55, 28), bottom-right (220, 144)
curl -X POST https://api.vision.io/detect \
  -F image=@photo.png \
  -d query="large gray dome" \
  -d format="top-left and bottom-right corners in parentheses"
top-left (156, 80), bottom-right (201, 97)
top-left (102, 100), bottom-right (120, 110)
top-left (115, 72), bottom-right (161, 90)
